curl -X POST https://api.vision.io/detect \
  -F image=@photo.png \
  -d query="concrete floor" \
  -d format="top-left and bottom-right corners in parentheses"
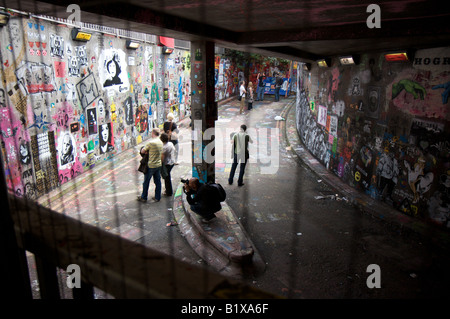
top-left (33, 94), bottom-right (450, 299)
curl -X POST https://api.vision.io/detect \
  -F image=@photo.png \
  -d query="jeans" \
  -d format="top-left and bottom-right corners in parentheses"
top-left (257, 86), bottom-right (264, 101)
top-left (163, 164), bottom-right (174, 196)
top-left (274, 87), bottom-right (281, 101)
top-left (228, 153), bottom-right (247, 186)
top-left (240, 96), bottom-right (245, 114)
top-left (141, 166), bottom-right (161, 201)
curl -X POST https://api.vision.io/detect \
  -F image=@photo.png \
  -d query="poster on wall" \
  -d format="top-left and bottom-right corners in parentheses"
top-left (57, 131), bottom-right (76, 167)
top-left (15, 62), bottom-right (57, 95)
top-left (30, 131), bottom-right (59, 196)
top-left (87, 108), bottom-right (97, 135)
top-left (366, 86), bottom-right (381, 119)
top-left (317, 105), bottom-right (328, 127)
top-left (76, 72), bottom-right (100, 111)
top-left (123, 97), bottom-right (134, 125)
top-left (98, 49), bottom-right (130, 92)
top-left (99, 122), bottom-right (114, 154)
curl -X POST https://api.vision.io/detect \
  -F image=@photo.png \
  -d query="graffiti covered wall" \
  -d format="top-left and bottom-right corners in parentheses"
top-left (214, 55), bottom-right (241, 101)
top-left (0, 15), bottom-right (190, 198)
top-left (297, 47), bottom-right (450, 229)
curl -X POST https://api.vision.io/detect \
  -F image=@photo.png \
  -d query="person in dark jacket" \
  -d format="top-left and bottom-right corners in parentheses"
top-left (183, 178), bottom-right (221, 222)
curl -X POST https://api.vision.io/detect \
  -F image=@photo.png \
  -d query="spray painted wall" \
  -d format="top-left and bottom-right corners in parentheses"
top-left (0, 15), bottom-right (190, 198)
top-left (160, 48), bottom-right (191, 122)
top-left (297, 47), bottom-right (450, 229)
top-left (214, 55), bottom-right (241, 101)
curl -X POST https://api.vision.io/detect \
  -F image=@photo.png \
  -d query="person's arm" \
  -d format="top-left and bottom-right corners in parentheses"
top-left (140, 145), bottom-right (149, 155)
top-left (184, 184), bottom-right (198, 205)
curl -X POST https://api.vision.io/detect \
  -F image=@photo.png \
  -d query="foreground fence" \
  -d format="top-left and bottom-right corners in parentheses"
top-left (5, 193), bottom-right (275, 299)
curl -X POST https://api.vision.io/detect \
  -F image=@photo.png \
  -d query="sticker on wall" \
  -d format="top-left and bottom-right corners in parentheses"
top-left (76, 71), bottom-right (100, 111)
top-left (98, 49), bottom-right (129, 92)
top-left (54, 61), bottom-right (66, 78)
top-left (329, 115), bottom-right (338, 138)
top-left (68, 55), bottom-right (80, 77)
top-left (135, 105), bottom-right (148, 133)
top-left (87, 108), bottom-right (97, 135)
top-left (123, 97), bottom-right (134, 125)
top-left (70, 122), bottom-right (80, 132)
top-left (99, 122), bottom-right (114, 154)
top-left (50, 34), bottom-right (65, 59)
top-left (110, 102), bottom-right (117, 122)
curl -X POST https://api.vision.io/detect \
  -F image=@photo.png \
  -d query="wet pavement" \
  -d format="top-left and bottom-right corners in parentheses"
top-left (36, 94), bottom-right (450, 299)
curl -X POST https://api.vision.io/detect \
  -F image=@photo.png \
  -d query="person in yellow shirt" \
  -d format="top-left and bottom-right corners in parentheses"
top-left (137, 128), bottom-right (163, 202)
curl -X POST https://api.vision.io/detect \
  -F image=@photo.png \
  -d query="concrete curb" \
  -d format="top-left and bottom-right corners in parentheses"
top-left (282, 100), bottom-right (450, 252)
top-left (172, 183), bottom-right (266, 279)
top-left (182, 192), bottom-right (254, 264)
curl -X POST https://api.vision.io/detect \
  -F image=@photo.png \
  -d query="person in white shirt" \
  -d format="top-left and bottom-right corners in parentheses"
top-left (160, 132), bottom-right (176, 196)
top-left (228, 124), bottom-right (253, 186)
top-left (239, 81), bottom-right (246, 114)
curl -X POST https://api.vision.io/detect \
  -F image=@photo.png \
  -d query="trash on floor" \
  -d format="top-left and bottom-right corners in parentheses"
top-left (166, 221), bottom-right (178, 227)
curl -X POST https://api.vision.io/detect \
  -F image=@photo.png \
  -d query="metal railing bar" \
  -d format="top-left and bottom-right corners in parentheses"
top-left (10, 192), bottom-right (276, 298)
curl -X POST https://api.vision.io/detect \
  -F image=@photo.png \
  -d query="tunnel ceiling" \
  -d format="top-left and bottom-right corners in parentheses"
top-left (3, 0), bottom-right (450, 62)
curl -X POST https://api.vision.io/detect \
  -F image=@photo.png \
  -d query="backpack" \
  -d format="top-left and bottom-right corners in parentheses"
top-left (207, 182), bottom-right (226, 202)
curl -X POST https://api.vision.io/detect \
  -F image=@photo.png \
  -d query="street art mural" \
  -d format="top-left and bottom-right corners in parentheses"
top-left (0, 15), bottom-right (191, 197)
top-left (297, 47), bottom-right (450, 230)
top-left (214, 56), bottom-right (240, 101)
top-left (99, 49), bottom-right (129, 91)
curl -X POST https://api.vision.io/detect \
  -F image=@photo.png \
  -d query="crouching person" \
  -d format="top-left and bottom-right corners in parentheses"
top-left (183, 178), bottom-right (221, 222)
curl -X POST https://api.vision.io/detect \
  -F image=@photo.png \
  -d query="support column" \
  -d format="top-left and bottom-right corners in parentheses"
top-left (190, 41), bottom-right (217, 184)
top-left (0, 153), bottom-right (32, 299)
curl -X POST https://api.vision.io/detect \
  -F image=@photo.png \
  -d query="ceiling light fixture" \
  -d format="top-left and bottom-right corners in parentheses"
top-left (71, 28), bottom-right (92, 42)
top-left (126, 40), bottom-right (140, 49)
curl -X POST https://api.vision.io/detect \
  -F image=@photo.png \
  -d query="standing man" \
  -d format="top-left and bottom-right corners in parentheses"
top-left (239, 80), bottom-right (246, 114)
top-left (274, 72), bottom-right (282, 102)
top-left (256, 73), bottom-right (265, 101)
top-left (160, 132), bottom-right (176, 196)
top-left (228, 124), bottom-right (253, 187)
top-left (138, 128), bottom-right (163, 203)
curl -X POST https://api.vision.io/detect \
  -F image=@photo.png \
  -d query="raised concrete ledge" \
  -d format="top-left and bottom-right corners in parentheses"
top-left (172, 184), bottom-right (264, 279)
top-left (180, 187), bottom-right (254, 264)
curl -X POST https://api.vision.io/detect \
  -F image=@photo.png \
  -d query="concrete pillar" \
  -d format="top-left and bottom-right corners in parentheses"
top-left (190, 41), bottom-right (217, 183)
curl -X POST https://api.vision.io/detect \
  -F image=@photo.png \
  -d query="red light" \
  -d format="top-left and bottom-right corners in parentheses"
top-left (385, 52), bottom-right (409, 62)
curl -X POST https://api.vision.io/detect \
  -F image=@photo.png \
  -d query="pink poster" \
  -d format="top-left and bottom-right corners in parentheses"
top-left (54, 61), bottom-right (66, 77)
